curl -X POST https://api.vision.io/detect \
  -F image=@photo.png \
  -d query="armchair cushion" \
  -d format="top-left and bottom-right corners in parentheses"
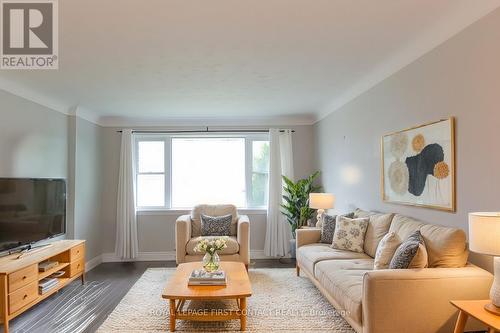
top-left (201, 214), bottom-right (232, 236)
top-left (186, 236), bottom-right (240, 255)
top-left (191, 204), bottom-right (238, 237)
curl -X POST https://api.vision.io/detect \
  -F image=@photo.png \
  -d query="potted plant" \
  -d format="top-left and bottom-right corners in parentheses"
top-left (281, 171), bottom-right (322, 258)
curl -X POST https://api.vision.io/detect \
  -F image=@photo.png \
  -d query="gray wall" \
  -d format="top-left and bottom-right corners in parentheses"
top-left (314, 8), bottom-right (500, 271)
top-left (0, 90), bottom-right (68, 178)
top-left (72, 116), bottom-right (104, 260)
top-left (100, 125), bottom-right (315, 254)
top-left (0, 90), bottom-right (104, 262)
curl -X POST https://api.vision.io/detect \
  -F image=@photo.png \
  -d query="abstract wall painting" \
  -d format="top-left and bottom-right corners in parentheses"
top-left (381, 118), bottom-right (455, 211)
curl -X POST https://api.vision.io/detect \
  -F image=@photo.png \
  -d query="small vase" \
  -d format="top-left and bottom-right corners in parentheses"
top-left (202, 252), bottom-right (220, 272)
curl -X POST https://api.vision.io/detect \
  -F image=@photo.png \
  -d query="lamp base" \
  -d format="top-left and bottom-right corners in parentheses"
top-left (315, 209), bottom-right (325, 228)
top-left (484, 302), bottom-right (500, 316)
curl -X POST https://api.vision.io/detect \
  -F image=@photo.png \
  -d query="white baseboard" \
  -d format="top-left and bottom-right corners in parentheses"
top-left (101, 250), bottom-right (276, 263)
top-left (85, 254), bottom-right (103, 272)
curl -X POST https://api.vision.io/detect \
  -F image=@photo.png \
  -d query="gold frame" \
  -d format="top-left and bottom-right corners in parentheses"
top-left (380, 117), bottom-right (456, 212)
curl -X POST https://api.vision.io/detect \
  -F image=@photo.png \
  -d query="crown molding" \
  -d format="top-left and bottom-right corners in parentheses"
top-left (0, 78), bottom-right (102, 126)
top-left (0, 77), bottom-right (69, 114)
top-left (97, 114), bottom-right (316, 128)
top-left (315, 2), bottom-right (500, 123)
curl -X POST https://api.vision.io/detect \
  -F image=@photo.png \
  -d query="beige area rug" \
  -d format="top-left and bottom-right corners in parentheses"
top-left (98, 268), bottom-right (355, 333)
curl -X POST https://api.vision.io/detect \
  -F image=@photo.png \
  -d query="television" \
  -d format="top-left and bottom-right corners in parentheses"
top-left (0, 178), bottom-right (66, 253)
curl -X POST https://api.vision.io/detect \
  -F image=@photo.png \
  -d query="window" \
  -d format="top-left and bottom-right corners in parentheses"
top-left (135, 134), bottom-right (269, 209)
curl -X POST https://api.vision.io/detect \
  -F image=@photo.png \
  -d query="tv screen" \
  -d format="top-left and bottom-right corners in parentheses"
top-left (0, 178), bottom-right (66, 253)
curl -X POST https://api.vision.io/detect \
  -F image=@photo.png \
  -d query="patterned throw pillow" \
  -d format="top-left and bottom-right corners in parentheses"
top-left (331, 216), bottom-right (369, 253)
top-left (389, 230), bottom-right (425, 269)
top-left (320, 214), bottom-right (337, 244)
top-left (200, 214), bottom-right (232, 236)
top-left (320, 212), bottom-right (355, 244)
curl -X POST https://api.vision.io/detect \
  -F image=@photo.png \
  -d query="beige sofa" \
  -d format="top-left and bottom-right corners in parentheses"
top-left (175, 204), bottom-right (250, 267)
top-left (296, 209), bottom-right (493, 333)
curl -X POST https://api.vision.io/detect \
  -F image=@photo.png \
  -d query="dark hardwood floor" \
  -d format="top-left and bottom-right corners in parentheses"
top-left (3, 259), bottom-right (295, 333)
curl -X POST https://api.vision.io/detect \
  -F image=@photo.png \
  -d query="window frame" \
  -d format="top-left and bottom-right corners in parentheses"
top-left (134, 133), bottom-right (269, 210)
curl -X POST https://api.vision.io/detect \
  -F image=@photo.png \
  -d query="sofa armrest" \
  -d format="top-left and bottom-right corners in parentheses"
top-left (237, 215), bottom-right (250, 265)
top-left (362, 264), bottom-right (493, 333)
top-left (296, 228), bottom-right (321, 248)
top-left (175, 215), bottom-right (192, 264)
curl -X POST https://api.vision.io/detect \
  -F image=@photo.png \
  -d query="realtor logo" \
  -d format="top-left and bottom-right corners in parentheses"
top-left (1, 0), bottom-right (58, 69)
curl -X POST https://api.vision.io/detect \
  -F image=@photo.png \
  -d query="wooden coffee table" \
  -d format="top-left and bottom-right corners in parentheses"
top-left (162, 262), bottom-right (252, 332)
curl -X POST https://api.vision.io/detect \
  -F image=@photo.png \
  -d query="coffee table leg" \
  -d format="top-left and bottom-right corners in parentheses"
top-left (169, 299), bottom-right (176, 332)
top-left (240, 297), bottom-right (247, 331)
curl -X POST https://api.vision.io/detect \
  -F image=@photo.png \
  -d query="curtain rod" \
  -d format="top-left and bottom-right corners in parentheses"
top-left (116, 128), bottom-right (295, 134)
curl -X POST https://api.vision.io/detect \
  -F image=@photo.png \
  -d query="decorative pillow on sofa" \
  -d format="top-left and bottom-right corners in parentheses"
top-left (373, 231), bottom-right (401, 269)
top-left (201, 214), bottom-right (232, 236)
top-left (320, 212), bottom-right (354, 244)
top-left (331, 216), bottom-right (369, 253)
top-left (389, 230), bottom-right (427, 269)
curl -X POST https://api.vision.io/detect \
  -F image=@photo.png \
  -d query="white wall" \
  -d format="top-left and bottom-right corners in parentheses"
top-left (100, 125), bottom-right (316, 255)
top-left (314, 8), bottom-right (500, 271)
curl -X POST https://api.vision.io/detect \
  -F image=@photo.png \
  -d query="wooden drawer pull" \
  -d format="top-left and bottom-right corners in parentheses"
top-left (23, 294), bottom-right (28, 299)
top-left (22, 276), bottom-right (27, 280)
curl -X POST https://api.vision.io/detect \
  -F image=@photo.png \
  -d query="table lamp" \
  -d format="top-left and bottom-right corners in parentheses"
top-left (469, 212), bottom-right (500, 315)
top-left (309, 193), bottom-right (335, 228)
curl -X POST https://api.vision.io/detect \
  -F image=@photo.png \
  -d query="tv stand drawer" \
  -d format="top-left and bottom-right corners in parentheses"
top-left (68, 259), bottom-right (85, 277)
top-left (9, 280), bottom-right (38, 314)
top-left (70, 244), bottom-right (85, 262)
top-left (8, 264), bottom-right (38, 293)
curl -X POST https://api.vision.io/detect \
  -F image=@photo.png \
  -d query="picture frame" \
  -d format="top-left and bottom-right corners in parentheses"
top-left (381, 117), bottom-right (455, 212)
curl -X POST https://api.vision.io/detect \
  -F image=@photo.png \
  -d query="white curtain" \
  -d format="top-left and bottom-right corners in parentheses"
top-left (115, 129), bottom-right (139, 260)
top-left (264, 129), bottom-right (294, 257)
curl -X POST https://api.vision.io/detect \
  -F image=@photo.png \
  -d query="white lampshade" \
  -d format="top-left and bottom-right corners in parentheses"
top-left (468, 212), bottom-right (500, 256)
top-left (309, 193), bottom-right (335, 210)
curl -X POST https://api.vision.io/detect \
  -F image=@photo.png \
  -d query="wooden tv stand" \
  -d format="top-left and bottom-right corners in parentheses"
top-left (0, 240), bottom-right (86, 333)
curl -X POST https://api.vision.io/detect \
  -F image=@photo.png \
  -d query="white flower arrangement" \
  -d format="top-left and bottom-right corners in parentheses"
top-left (194, 236), bottom-right (228, 255)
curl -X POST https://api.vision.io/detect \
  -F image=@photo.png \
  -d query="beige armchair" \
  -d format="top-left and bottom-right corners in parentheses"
top-left (175, 204), bottom-right (250, 268)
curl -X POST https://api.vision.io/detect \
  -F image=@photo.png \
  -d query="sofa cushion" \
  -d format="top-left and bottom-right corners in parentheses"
top-left (297, 243), bottom-right (371, 276)
top-left (320, 212), bottom-right (355, 244)
top-left (186, 236), bottom-right (239, 255)
top-left (353, 208), bottom-right (374, 218)
top-left (363, 213), bottom-right (394, 257)
top-left (389, 214), bottom-right (425, 240)
top-left (374, 231), bottom-right (401, 269)
top-left (320, 214), bottom-right (337, 244)
top-left (409, 242), bottom-right (428, 269)
top-left (191, 204), bottom-right (238, 237)
top-left (314, 259), bottom-right (374, 324)
top-left (390, 214), bottom-right (468, 268)
top-left (420, 224), bottom-right (468, 268)
top-left (332, 216), bottom-right (369, 253)
top-left (389, 230), bottom-right (424, 269)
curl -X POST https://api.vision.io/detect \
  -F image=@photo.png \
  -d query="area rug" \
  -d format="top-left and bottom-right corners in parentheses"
top-left (97, 268), bottom-right (355, 333)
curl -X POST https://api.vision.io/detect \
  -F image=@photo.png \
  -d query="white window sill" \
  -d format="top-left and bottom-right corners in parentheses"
top-left (137, 208), bottom-right (267, 216)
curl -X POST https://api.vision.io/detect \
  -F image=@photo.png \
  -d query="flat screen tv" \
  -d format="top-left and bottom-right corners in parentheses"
top-left (0, 178), bottom-right (66, 253)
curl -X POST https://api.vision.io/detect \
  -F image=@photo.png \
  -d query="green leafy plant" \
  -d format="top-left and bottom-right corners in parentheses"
top-left (281, 171), bottom-right (322, 238)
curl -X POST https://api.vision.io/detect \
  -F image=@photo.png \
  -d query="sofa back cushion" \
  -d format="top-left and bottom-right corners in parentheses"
top-left (363, 213), bottom-right (394, 257)
top-left (353, 208), bottom-right (374, 218)
top-left (390, 214), bottom-right (468, 267)
top-left (420, 224), bottom-right (468, 268)
top-left (191, 204), bottom-right (238, 237)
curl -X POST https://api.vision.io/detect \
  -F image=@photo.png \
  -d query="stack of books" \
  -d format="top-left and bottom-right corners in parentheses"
top-left (39, 277), bottom-right (59, 294)
top-left (188, 269), bottom-right (226, 286)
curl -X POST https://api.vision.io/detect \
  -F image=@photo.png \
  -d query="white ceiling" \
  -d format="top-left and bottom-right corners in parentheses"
top-left (1, 0), bottom-right (499, 126)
